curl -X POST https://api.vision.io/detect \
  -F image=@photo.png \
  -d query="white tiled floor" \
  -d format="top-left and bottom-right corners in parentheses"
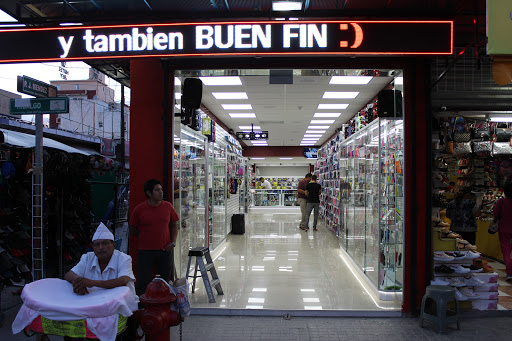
top-left (187, 208), bottom-right (402, 312)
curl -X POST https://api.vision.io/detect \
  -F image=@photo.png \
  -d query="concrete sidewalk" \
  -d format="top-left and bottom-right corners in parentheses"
top-left (2, 308), bottom-right (512, 341)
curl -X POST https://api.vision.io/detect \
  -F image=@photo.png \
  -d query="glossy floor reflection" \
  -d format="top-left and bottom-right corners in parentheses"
top-left (187, 208), bottom-right (402, 312)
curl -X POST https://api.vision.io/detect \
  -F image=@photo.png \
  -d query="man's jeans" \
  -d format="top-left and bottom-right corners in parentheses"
top-left (136, 250), bottom-right (172, 296)
top-left (298, 198), bottom-right (307, 228)
top-left (306, 202), bottom-right (320, 229)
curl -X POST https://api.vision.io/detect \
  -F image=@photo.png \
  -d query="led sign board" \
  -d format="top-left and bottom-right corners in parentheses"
top-left (0, 20), bottom-right (453, 62)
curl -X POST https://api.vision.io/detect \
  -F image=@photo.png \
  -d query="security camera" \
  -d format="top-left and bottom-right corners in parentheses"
top-left (441, 106), bottom-right (447, 111)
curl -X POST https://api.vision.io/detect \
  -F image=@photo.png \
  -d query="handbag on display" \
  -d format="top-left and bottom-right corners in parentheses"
top-left (453, 142), bottom-right (472, 156)
top-left (453, 131), bottom-right (472, 142)
top-left (472, 127), bottom-right (491, 140)
top-left (495, 128), bottom-right (512, 142)
top-left (492, 142), bottom-right (512, 156)
top-left (473, 141), bottom-right (492, 157)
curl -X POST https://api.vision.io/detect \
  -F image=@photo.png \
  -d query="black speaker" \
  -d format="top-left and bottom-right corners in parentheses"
top-left (377, 90), bottom-right (403, 118)
top-left (182, 78), bottom-right (203, 109)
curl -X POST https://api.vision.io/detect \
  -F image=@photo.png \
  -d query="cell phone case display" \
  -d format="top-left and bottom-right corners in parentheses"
top-left (210, 142), bottom-right (227, 249)
top-left (174, 125), bottom-right (208, 277)
top-left (317, 139), bottom-right (342, 236)
top-left (340, 118), bottom-right (404, 292)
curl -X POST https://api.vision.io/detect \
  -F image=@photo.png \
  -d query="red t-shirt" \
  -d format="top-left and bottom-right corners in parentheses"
top-left (297, 179), bottom-right (308, 199)
top-left (494, 197), bottom-right (512, 233)
top-left (129, 201), bottom-right (179, 250)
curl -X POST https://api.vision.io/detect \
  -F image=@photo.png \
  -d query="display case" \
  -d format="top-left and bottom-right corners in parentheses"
top-left (318, 139), bottom-right (342, 236)
top-left (340, 118), bottom-right (404, 293)
top-left (210, 142), bottom-right (227, 249)
top-left (174, 124), bottom-right (208, 277)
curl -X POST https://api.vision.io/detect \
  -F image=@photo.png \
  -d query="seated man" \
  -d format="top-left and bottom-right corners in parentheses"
top-left (64, 223), bottom-right (136, 297)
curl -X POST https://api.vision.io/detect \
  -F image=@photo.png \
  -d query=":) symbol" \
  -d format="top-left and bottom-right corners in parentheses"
top-left (339, 23), bottom-right (363, 48)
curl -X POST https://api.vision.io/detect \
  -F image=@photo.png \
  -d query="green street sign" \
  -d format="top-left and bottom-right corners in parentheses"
top-left (17, 75), bottom-right (57, 98)
top-left (10, 97), bottom-right (69, 115)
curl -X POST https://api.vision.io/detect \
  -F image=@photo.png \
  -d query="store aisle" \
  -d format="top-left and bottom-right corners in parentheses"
top-left (188, 208), bottom-right (401, 313)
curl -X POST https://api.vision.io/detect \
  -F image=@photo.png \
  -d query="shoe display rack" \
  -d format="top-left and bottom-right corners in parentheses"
top-left (316, 137), bottom-right (342, 236)
top-left (432, 229), bottom-right (499, 310)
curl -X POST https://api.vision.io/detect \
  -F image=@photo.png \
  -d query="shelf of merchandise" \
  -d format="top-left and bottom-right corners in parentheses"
top-left (255, 177), bottom-right (300, 190)
top-left (318, 138), bottom-right (342, 236)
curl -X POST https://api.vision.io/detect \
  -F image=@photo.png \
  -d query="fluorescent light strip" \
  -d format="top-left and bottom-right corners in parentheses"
top-left (394, 77), bottom-right (404, 85)
top-left (490, 117), bottom-right (512, 122)
top-left (212, 92), bottom-right (248, 99)
top-left (175, 93), bottom-right (182, 100)
top-left (174, 77), bottom-right (181, 86)
top-left (302, 138), bottom-right (319, 141)
top-left (314, 113), bottom-right (341, 118)
top-left (301, 143), bottom-right (315, 146)
top-left (311, 120), bottom-right (335, 124)
top-left (222, 104), bottom-right (252, 110)
top-left (280, 157), bottom-right (293, 160)
top-left (229, 113), bottom-right (256, 118)
top-left (318, 104), bottom-right (349, 109)
top-left (307, 126), bottom-right (330, 129)
top-left (305, 130), bottom-right (326, 134)
top-left (251, 157), bottom-right (265, 160)
top-left (199, 76), bottom-right (242, 86)
top-left (323, 91), bottom-right (359, 99)
top-left (304, 134), bottom-right (323, 137)
top-left (329, 76), bottom-right (373, 84)
top-left (239, 126), bottom-right (261, 130)
top-left (272, 1), bottom-right (302, 11)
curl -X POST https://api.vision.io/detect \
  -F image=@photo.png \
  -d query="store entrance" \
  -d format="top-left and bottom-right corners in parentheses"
top-left (172, 68), bottom-right (405, 313)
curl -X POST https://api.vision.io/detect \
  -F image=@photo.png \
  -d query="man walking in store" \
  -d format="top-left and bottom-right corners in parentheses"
top-left (129, 179), bottom-right (179, 296)
top-left (305, 174), bottom-right (322, 231)
top-left (297, 173), bottom-right (312, 230)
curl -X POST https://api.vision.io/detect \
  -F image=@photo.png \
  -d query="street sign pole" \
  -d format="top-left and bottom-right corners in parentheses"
top-left (32, 113), bottom-right (44, 281)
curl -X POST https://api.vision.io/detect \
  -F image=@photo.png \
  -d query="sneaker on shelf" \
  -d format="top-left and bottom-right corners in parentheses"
top-left (446, 277), bottom-right (466, 287)
top-left (459, 287), bottom-right (480, 300)
top-left (434, 252), bottom-right (454, 261)
top-left (445, 251), bottom-right (466, 259)
top-left (435, 264), bottom-right (455, 274)
top-left (455, 288), bottom-right (468, 301)
top-left (463, 250), bottom-right (481, 259)
top-left (448, 265), bottom-right (471, 274)
top-left (431, 278), bottom-right (450, 286)
top-left (461, 265), bottom-right (483, 273)
top-left (464, 276), bottom-right (485, 286)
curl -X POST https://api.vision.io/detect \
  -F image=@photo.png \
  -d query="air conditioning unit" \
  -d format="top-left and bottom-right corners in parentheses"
top-left (55, 117), bottom-right (62, 124)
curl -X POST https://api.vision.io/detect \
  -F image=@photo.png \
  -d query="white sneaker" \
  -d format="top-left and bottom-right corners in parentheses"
top-left (448, 265), bottom-right (471, 274)
top-left (464, 276), bottom-right (485, 286)
top-left (446, 277), bottom-right (466, 287)
top-left (462, 251), bottom-right (481, 259)
top-left (431, 278), bottom-right (450, 286)
top-left (455, 289), bottom-right (468, 301)
top-left (434, 252), bottom-right (454, 261)
top-left (459, 287), bottom-right (480, 299)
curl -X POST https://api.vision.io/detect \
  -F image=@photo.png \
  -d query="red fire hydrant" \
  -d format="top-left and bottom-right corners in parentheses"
top-left (136, 276), bottom-right (183, 341)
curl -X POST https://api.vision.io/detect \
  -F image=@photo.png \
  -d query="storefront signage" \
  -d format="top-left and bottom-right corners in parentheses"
top-left (17, 75), bottom-right (57, 98)
top-left (487, 0), bottom-right (512, 55)
top-left (10, 98), bottom-right (69, 115)
top-left (0, 20), bottom-right (453, 62)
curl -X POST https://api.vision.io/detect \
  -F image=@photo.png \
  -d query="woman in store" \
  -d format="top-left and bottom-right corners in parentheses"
top-left (492, 182), bottom-right (512, 281)
top-left (446, 186), bottom-right (480, 246)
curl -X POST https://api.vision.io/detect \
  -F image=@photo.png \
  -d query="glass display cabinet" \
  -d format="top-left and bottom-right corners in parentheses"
top-left (339, 118), bottom-right (404, 294)
top-left (210, 142), bottom-right (227, 249)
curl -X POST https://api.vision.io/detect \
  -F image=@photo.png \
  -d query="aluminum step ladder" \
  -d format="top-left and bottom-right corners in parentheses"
top-left (186, 246), bottom-right (223, 303)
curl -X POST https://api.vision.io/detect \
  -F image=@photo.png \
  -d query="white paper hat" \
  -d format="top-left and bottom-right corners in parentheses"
top-left (92, 222), bottom-right (114, 241)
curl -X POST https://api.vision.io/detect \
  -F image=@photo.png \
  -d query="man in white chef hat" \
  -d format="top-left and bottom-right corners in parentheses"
top-left (64, 223), bottom-right (137, 298)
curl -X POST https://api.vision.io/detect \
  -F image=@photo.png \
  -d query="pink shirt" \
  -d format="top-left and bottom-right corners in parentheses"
top-left (494, 197), bottom-right (512, 232)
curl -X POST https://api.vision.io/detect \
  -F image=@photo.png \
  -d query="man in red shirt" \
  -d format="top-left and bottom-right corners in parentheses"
top-left (129, 179), bottom-right (179, 295)
top-left (297, 173), bottom-right (312, 230)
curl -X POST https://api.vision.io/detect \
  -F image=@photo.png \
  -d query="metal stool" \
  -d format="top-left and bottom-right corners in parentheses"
top-left (419, 285), bottom-right (460, 332)
top-left (186, 246), bottom-right (223, 303)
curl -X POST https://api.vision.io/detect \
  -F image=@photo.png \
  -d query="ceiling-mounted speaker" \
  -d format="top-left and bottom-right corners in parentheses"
top-left (377, 90), bottom-right (403, 118)
top-left (182, 78), bottom-right (203, 109)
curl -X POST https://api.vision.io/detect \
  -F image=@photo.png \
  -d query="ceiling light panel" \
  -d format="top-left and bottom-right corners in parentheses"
top-left (222, 104), bottom-right (252, 110)
top-left (311, 120), bottom-right (335, 124)
top-left (318, 104), bottom-right (349, 109)
top-left (322, 92), bottom-right (359, 99)
top-left (304, 134), bottom-right (323, 137)
top-left (306, 130), bottom-right (326, 134)
top-left (174, 77), bottom-right (181, 86)
top-left (272, 1), bottom-right (302, 11)
top-left (313, 113), bottom-right (341, 118)
top-left (329, 76), bottom-right (373, 84)
top-left (212, 92), bottom-right (248, 99)
top-left (251, 158), bottom-right (266, 160)
top-left (199, 76), bottom-right (242, 86)
top-left (307, 126), bottom-right (330, 129)
top-left (280, 157), bottom-right (293, 160)
top-left (175, 93), bottom-right (182, 99)
top-left (229, 113), bottom-right (256, 118)
top-left (239, 126), bottom-right (261, 130)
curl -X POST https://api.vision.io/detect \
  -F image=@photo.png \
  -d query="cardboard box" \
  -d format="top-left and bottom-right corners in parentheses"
top-left (473, 272), bottom-right (499, 284)
top-left (474, 292), bottom-right (499, 300)
top-left (473, 284), bottom-right (499, 292)
top-left (472, 299), bottom-right (498, 310)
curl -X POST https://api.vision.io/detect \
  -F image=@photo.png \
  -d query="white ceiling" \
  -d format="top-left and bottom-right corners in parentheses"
top-left (178, 71), bottom-right (395, 148)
